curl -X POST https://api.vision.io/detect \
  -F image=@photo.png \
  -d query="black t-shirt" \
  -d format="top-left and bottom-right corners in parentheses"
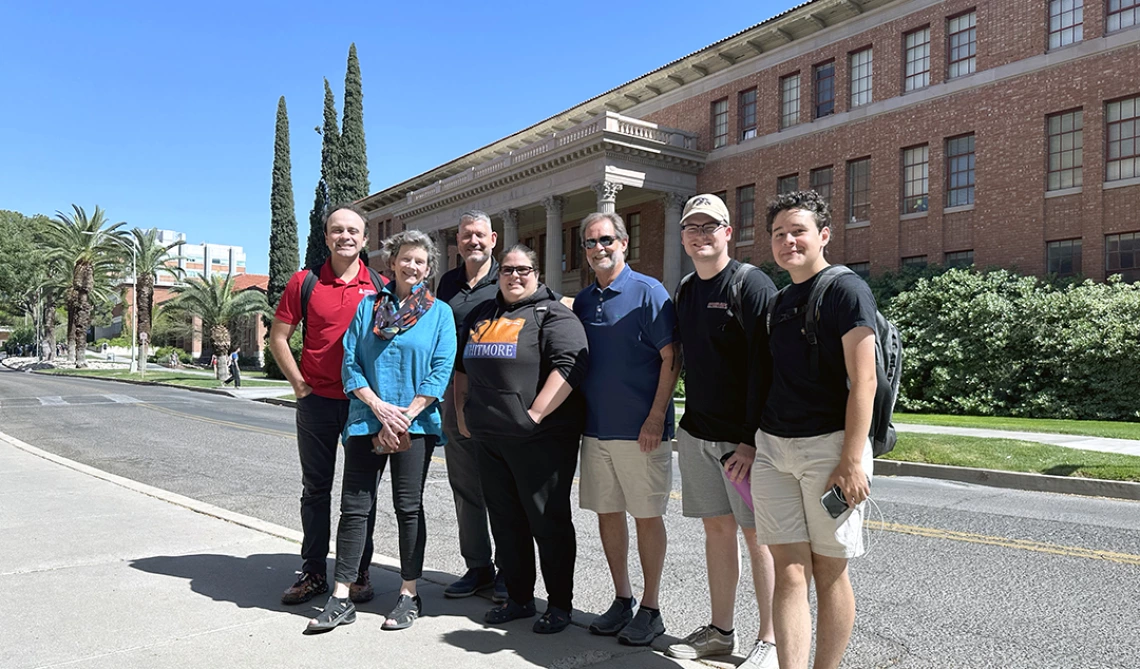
top-left (436, 260), bottom-right (500, 334)
top-left (676, 260), bottom-right (777, 446)
top-left (760, 268), bottom-right (878, 438)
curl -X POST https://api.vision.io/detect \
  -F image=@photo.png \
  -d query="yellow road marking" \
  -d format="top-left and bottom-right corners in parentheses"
top-left (134, 402), bottom-right (1140, 567)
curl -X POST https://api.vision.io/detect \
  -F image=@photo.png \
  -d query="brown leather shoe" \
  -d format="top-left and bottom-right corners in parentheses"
top-left (281, 572), bottom-right (328, 605)
top-left (349, 570), bottom-right (374, 603)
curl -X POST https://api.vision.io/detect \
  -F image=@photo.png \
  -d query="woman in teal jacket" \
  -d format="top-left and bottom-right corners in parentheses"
top-left (305, 230), bottom-right (456, 635)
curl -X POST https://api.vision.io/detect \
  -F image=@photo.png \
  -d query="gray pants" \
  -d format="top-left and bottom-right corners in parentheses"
top-left (442, 384), bottom-right (495, 570)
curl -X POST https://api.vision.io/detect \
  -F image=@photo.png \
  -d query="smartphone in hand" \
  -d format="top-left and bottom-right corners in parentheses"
top-left (820, 485), bottom-right (849, 519)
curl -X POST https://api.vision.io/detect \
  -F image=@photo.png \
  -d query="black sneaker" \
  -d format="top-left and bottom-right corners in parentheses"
top-left (589, 597), bottom-right (635, 636)
top-left (281, 572), bottom-right (328, 605)
top-left (444, 566), bottom-right (495, 598)
top-left (617, 607), bottom-right (665, 646)
top-left (349, 570), bottom-right (374, 603)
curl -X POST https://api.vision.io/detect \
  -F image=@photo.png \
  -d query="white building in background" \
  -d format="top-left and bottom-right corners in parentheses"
top-left (155, 230), bottom-right (247, 282)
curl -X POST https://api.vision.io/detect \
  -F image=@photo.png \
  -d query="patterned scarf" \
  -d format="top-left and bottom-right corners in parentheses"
top-left (372, 284), bottom-right (435, 340)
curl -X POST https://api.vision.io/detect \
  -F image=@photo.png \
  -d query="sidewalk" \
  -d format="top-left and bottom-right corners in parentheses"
top-left (0, 433), bottom-right (704, 669)
top-left (895, 423), bottom-right (1140, 457)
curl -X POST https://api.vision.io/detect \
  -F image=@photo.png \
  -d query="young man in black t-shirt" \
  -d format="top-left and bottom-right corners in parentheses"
top-left (753, 190), bottom-right (877, 669)
top-left (668, 194), bottom-right (778, 669)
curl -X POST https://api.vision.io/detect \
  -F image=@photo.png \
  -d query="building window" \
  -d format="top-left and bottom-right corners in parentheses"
top-left (714, 191), bottom-right (728, 204)
top-left (628, 213), bottom-right (641, 262)
top-left (902, 255), bottom-right (928, 268)
top-left (847, 262), bottom-right (871, 278)
top-left (1106, 95), bottom-right (1140, 181)
top-left (810, 166), bottom-right (833, 205)
top-left (945, 250), bottom-right (975, 267)
top-left (568, 227), bottom-right (582, 270)
top-left (739, 89), bottom-right (758, 140)
top-left (904, 27), bottom-right (931, 91)
top-left (847, 158), bottom-right (871, 224)
top-left (1049, 0), bottom-right (1084, 48)
top-left (946, 134), bottom-right (976, 207)
top-left (711, 99), bottom-right (729, 149)
top-left (902, 145), bottom-right (930, 214)
top-left (849, 48), bottom-right (873, 108)
top-left (1047, 239), bottom-right (1082, 276)
top-left (537, 234), bottom-right (546, 275)
top-left (947, 11), bottom-right (977, 79)
top-left (1106, 232), bottom-right (1139, 282)
top-left (1107, 0), bottom-right (1139, 32)
top-left (814, 61), bottom-right (836, 119)
top-left (737, 185), bottom-right (756, 242)
top-left (1047, 110), bottom-right (1083, 190)
top-left (777, 174), bottom-right (799, 195)
top-left (780, 74), bottom-right (801, 129)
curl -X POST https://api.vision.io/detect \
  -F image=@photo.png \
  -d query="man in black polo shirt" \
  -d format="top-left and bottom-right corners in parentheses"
top-left (435, 210), bottom-right (506, 602)
top-left (667, 194), bottom-right (779, 669)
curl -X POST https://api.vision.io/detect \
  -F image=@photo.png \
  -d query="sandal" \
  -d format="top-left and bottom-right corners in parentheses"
top-left (381, 594), bottom-right (422, 631)
top-left (484, 599), bottom-right (536, 624)
top-left (303, 596), bottom-right (355, 635)
top-left (533, 606), bottom-right (572, 634)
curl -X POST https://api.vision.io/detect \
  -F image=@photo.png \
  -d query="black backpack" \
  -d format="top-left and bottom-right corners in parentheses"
top-left (765, 265), bottom-right (903, 457)
top-left (298, 264), bottom-right (386, 341)
top-left (674, 263), bottom-right (757, 332)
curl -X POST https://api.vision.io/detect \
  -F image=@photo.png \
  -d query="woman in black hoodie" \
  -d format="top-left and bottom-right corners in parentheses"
top-left (455, 243), bottom-right (589, 635)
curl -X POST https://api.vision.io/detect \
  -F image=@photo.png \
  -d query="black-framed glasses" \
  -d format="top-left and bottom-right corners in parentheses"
top-left (680, 222), bottom-right (727, 236)
top-left (583, 236), bottom-right (618, 249)
top-left (499, 265), bottom-right (535, 277)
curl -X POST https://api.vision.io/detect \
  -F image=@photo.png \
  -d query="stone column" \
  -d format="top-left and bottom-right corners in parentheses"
top-left (662, 191), bottom-right (691, 292)
top-left (591, 180), bottom-right (624, 214)
top-left (498, 209), bottom-right (519, 249)
top-left (542, 196), bottom-right (564, 289)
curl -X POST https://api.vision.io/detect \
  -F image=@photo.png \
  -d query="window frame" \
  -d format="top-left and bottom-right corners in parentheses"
top-left (628, 212), bottom-right (641, 263)
top-left (1107, 0), bottom-right (1139, 33)
top-left (736, 185), bottom-right (756, 242)
top-left (901, 144), bottom-right (930, 214)
top-left (846, 157), bottom-right (872, 225)
top-left (947, 10), bottom-right (977, 80)
top-left (777, 174), bottom-right (800, 195)
top-left (945, 250), bottom-right (975, 267)
top-left (1046, 238), bottom-right (1083, 276)
top-left (780, 73), bottom-right (801, 129)
top-left (849, 47), bottom-right (874, 108)
top-left (1106, 231), bottom-right (1139, 282)
top-left (1048, 0), bottom-right (1084, 49)
top-left (1106, 95), bottom-right (1140, 182)
top-left (810, 166), bottom-right (834, 206)
top-left (901, 255), bottom-right (929, 268)
top-left (814, 60), bottom-right (836, 119)
top-left (946, 134), bottom-right (976, 207)
top-left (739, 89), bottom-right (758, 141)
top-left (711, 98), bottom-right (729, 149)
top-left (1047, 109), bottom-right (1084, 191)
top-left (904, 26), bottom-right (932, 92)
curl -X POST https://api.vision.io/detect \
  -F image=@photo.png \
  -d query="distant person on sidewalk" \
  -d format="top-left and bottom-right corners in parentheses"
top-left (454, 244), bottom-right (589, 635)
top-left (305, 230), bottom-right (455, 634)
top-left (435, 210), bottom-right (506, 603)
top-left (223, 347), bottom-right (242, 388)
top-left (668, 194), bottom-right (779, 669)
top-left (753, 191), bottom-right (876, 669)
top-left (572, 212), bottom-right (678, 646)
top-left (269, 205), bottom-right (389, 606)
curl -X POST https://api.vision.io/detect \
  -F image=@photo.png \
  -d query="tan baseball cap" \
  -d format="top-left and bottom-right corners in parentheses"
top-left (680, 193), bottom-right (730, 226)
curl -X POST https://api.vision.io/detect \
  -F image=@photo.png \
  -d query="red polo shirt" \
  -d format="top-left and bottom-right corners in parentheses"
top-left (274, 259), bottom-right (382, 399)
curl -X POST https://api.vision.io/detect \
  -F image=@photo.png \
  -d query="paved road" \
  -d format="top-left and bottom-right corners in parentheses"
top-left (2, 366), bottom-right (1139, 668)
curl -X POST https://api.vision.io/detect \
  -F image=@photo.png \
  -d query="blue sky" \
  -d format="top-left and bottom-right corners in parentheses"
top-left (1, 0), bottom-right (791, 274)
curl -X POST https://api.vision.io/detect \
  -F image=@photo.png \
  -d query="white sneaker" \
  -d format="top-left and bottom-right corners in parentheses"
top-left (666, 625), bottom-right (735, 659)
top-left (739, 639), bottom-right (778, 669)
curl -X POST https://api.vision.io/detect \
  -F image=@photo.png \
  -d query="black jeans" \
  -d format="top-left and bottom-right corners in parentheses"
top-left (335, 434), bottom-right (437, 584)
top-left (480, 431), bottom-right (579, 611)
top-left (296, 393), bottom-right (375, 577)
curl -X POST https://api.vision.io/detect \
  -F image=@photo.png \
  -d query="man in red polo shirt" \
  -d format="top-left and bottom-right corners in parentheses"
top-left (270, 205), bottom-right (404, 605)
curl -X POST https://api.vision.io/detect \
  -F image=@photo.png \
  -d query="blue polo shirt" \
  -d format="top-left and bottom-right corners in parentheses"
top-left (573, 265), bottom-right (676, 441)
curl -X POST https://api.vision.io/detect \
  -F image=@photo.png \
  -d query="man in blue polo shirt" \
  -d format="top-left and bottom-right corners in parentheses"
top-left (572, 212), bottom-right (678, 648)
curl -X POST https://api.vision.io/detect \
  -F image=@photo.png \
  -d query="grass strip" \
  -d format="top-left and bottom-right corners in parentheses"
top-left (895, 412), bottom-right (1140, 442)
top-left (884, 433), bottom-right (1140, 482)
top-left (40, 368), bottom-right (287, 388)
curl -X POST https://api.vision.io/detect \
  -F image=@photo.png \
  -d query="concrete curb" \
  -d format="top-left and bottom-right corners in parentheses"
top-left (28, 368), bottom-right (291, 400)
top-left (875, 459), bottom-right (1140, 501)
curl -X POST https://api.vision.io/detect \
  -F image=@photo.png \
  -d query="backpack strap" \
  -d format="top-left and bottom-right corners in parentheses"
top-left (366, 266), bottom-right (385, 294)
top-left (727, 263), bottom-right (756, 332)
top-left (299, 268), bottom-right (319, 344)
top-left (803, 265), bottom-right (856, 380)
top-left (672, 271), bottom-right (695, 309)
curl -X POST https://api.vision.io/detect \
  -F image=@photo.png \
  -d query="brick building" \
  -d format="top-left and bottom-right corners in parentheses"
top-left (357, 0), bottom-right (1140, 292)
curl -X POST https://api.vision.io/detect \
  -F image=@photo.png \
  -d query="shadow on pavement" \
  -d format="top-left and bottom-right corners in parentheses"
top-left (441, 623), bottom-right (691, 668)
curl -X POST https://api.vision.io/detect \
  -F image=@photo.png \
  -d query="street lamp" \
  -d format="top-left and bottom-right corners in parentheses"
top-left (127, 239), bottom-right (139, 374)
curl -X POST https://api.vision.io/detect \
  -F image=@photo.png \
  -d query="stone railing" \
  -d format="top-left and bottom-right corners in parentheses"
top-left (406, 112), bottom-right (700, 205)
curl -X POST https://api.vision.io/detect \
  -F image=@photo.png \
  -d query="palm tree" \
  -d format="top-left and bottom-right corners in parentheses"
top-left (44, 205), bottom-right (128, 368)
top-left (127, 228), bottom-right (186, 369)
top-left (165, 274), bottom-right (269, 379)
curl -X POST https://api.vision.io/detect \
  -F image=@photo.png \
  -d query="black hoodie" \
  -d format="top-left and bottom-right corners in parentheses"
top-left (456, 285), bottom-right (589, 441)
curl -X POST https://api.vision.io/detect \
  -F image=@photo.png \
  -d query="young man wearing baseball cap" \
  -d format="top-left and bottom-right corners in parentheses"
top-left (667, 194), bottom-right (779, 669)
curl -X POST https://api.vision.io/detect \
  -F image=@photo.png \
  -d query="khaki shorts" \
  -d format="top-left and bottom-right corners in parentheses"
top-left (751, 430), bottom-right (873, 559)
top-left (579, 437), bottom-right (673, 518)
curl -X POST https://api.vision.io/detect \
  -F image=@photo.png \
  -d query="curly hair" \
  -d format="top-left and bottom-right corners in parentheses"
top-left (765, 190), bottom-right (831, 233)
top-left (381, 229), bottom-right (440, 278)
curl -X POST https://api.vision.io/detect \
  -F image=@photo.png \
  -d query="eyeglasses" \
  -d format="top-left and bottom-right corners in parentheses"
top-left (680, 222), bottom-right (727, 236)
top-left (583, 236), bottom-right (618, 250)
top-left (499, 265), bottom-right (535, 277)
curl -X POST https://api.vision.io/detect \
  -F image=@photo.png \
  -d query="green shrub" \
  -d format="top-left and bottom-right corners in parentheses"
top-left (152, 346), bottom-right (193, 365)
top-left (263, 328), bottom-right (302, 380)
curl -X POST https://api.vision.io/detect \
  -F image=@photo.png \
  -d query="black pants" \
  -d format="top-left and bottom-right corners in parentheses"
top-left (480, 431), bottom-right (579, 611)
top-left (335, 434), bottom-right (437, 584)
top-left (296, 393), bottom-right (375, 577)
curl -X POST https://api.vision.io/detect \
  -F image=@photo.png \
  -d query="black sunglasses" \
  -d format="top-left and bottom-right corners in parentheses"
top-left (499, 265), bottom-right (535, 277)
top-left (583, 236), bottom-right (618, 249)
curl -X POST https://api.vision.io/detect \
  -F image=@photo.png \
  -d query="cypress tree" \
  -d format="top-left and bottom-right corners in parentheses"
top-left (335, 43), bottom-right (370, 204)
top-left (304, 79), bottom-right (341, 270)
top-left (268, 96), bottom-right (299, 312)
